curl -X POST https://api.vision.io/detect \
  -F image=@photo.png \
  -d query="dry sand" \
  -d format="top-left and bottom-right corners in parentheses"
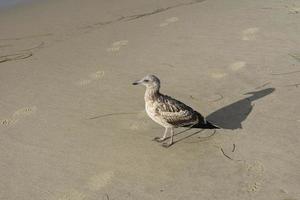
top-left (0, 0), bottom-right (300, 199)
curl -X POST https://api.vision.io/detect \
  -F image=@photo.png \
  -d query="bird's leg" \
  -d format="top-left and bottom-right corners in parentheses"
top-left (162, 128), bottom-right (174, 148)
top-left (153, 127), bottom-right (168, 142)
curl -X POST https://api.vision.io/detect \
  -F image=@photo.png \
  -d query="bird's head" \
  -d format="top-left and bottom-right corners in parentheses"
top-left (132, 74), bottom-right (160, 90)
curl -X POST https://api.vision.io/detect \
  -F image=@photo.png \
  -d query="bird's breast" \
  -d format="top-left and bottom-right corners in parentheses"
top-left (145, 101), bottom-right (157, 117)
top-left (145, 101), bottom-right (169, 127)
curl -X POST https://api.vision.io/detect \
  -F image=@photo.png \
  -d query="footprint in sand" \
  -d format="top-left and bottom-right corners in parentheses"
top-left (76, 70), bottom-right (105, 87)
top-left (106, 40), bottom-right (128, 52)
top-left (289, 53), bottom-right (300, 62)
top-left (210, 72), bottom-right (228, 79)
top-left (1, 106), bottom-right (37, 128)
top-left (243, 160), bottom-right (265, 193)
top-left (247, 181), bottom-right (262, 192)
top-left (88, 170), bottom-right (115, 191)
top-left (288, 7), bottom-right (300, 14)
top-left (77, 79), bottom-right (92, 86)
top-left (89, 70), bottom-right (105, 80)
top-left (159, 17), bottom-right (179, 27)
top-left (58, 189), bottom-right (86, 200)
top-left (285, 4), bottom-right (300, 14)
top-left (12, 106), bottom-right (37, 118)
top-left (241, 27), bottom-right (259, 41)
top-left (229, 61), bottom-right (246, 71)
top-left (0, 118), bottom-right (17, 127)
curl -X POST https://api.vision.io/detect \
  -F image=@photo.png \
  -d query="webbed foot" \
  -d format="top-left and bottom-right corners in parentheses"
top-left (153, 137), bottom-right (166, 143)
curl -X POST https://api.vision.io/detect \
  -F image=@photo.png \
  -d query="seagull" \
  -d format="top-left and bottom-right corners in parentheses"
top-left (132, 75), bottom-right (219, 147)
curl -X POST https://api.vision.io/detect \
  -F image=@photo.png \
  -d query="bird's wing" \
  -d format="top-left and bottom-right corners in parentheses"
top-left (155, 95), bottom-right (199, 127)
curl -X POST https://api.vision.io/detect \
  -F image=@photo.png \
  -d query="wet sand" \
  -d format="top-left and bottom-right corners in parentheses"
top-left (0, 0), bottom-right (300, 199)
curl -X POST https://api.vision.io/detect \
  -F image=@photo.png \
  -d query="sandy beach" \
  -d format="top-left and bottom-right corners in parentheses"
top-left (0, 0), bottom-right (300, 199)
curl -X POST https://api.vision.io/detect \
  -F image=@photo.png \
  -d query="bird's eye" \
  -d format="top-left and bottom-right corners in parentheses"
top-left (144, 79), bottom-right (149, 82)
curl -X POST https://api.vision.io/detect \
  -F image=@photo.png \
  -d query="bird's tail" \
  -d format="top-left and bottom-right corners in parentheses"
top-left (191, 112), bottom-right (220, 129)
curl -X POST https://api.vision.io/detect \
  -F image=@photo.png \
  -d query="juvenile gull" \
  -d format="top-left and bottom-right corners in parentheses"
top-left (133, 75), bottom-right (219, 147)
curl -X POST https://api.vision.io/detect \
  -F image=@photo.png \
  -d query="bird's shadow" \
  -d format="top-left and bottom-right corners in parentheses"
top-left (173, 88), bottom-right (275, 144)
top-left (206, 88), bottom-right (275, 130)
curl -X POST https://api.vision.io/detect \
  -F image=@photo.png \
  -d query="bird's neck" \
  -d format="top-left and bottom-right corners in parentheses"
top-left (144, 87), bottom-right (160, 102)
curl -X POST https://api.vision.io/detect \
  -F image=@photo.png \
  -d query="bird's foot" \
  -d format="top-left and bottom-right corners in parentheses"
top-left (162, 142), bottom-right (173, 148)
top-left (153, 137), bottom-right (166, 143)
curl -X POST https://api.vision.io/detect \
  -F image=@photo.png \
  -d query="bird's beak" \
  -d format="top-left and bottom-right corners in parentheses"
top-left (132, 80), bottom-right (142, 85)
